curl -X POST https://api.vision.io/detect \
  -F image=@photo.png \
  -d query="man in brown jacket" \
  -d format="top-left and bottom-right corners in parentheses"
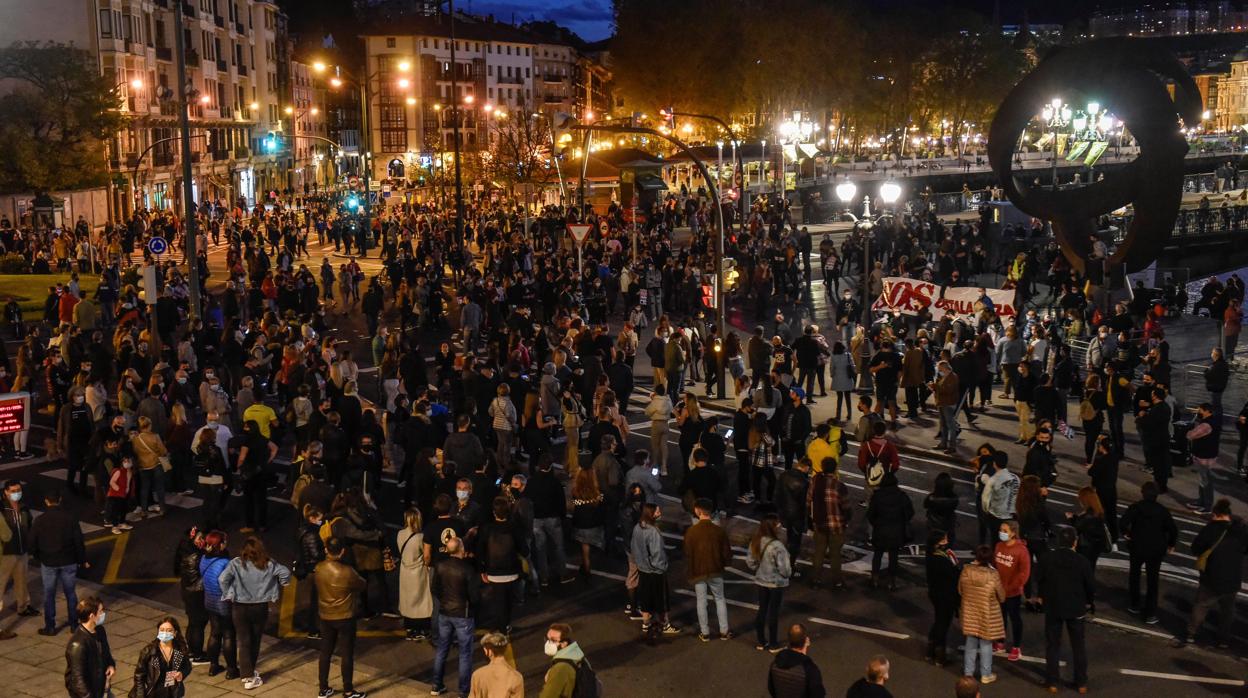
top-left (468, 632), bottom-right (523, 697)
top-left (315, 537), bottom-right (367, 698)
top-left (931, 360), bottom-right (961, 454)
top-left (682, 498), bottom-right (732, 641)
top-left (901, 337), bottom-right (927, 419)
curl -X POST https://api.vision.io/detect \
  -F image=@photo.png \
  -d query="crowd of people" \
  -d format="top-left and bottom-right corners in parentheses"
top-left (0, 181), bottom-right (1241, 698)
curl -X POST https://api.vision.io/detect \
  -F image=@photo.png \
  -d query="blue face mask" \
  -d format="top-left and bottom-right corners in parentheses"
top-left (95, 611), bottom-right (106, 626)
top-left (157, 630), bottom-right (175, 643)
top-left (7, 491), bottom-right (20, 502)
top-left (998, 531), bottom-right (1011, 542)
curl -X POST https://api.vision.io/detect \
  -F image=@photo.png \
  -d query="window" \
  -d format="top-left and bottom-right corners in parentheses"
top-left (99, 9), bottom-right (112, 37)
top-left (475, 42), bottom-right (480, 51)
top-left (488, 44), bottom-right (492, 53)
top-left (422, 38), bottom-right (428, 48)
top-left (488, 65), bottom-right (493, 76)
top-left (386, 37), bottom-right (396, 48)
top-left (525, 48), bottom-right (530, 56)
top-left (525, 67), bottom-right (530, 78)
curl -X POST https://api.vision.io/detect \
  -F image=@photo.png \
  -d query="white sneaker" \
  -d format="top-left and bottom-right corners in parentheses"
top-left (242, 674), bottom-right (263, 690)
top-left (131, 506), bottom-right (144, 516)
top-left (111, 526), bottom-right (123, 535)
top-left (147, 504), bottom-right (161, 513)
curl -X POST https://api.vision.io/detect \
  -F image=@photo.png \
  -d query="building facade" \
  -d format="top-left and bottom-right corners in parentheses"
top-left (0, 0), bottom-right (332, 217)
top-left (360, 13), bottom-right (612, 183)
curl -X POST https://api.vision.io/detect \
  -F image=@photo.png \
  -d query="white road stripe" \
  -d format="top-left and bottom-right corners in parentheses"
top-left (1088, 616), bottom-right (1173, 640)
top-left (1118, 669), bottom-right (1245, 686)
top-left (807, 616), bottom-right (910, 640)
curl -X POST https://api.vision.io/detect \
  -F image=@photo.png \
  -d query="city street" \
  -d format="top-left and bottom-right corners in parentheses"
top-left (0, 235), bottom-right (1246, 696)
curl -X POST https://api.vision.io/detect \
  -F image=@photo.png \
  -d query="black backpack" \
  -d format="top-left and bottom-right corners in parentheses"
top-left (554, 657), bottom-right (602, 698)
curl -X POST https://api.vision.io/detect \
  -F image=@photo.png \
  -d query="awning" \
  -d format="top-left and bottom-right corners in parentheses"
top-left (799, 143), bottom-right (819, 159)
top-left (635, 173), bottom-right (668, 191)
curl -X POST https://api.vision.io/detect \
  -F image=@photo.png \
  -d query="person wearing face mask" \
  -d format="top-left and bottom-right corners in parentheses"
top-left (539, 622), bottom-right (591, 698)
top-left (0, 480), bottom-right (36, 621)
top-left (992, 520), bottom-right (1030, 663)
top-left (64, 596), bottom-right (115, 698)
top-left (104, 455), bottom-right (135, 535)
top-left (130, 617), bottom-right (192, 698)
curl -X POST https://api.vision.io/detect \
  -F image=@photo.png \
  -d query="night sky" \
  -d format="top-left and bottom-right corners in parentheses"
top-left (460, 0), bottom-right (614, 40)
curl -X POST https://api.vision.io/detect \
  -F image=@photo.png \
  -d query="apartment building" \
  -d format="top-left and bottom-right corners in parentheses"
top-left (360, 13), bottom-right (612, 183)
top-left (0, 0), bottom-right (313, 216)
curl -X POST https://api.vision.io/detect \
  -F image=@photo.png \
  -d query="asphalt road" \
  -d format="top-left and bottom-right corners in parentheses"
top-left (3, 234), bottom-right (1247, 696)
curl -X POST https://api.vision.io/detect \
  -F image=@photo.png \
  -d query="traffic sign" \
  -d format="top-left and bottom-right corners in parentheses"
top-left (147, 236), bottom-right (168, 255)
top-left (568, 224), bottom-right (592, 244)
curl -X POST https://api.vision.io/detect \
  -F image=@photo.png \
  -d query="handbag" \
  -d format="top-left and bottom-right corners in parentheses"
top-left (137, 433), bottom-right (172, 472)
top-left (1195, 529), bottom-right (1228, 572)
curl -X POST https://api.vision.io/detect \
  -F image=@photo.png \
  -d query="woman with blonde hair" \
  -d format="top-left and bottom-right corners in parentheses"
top-left (959, 544), bottom-right (1007, 683)
top-left (676, 392), bottom-right (705, 470)
top-left (396, 507), bottom-right (432, 640)
top-left (166, 402), bottom-right (195, 496)
top-left (131, 414), bottom-right (169, 516)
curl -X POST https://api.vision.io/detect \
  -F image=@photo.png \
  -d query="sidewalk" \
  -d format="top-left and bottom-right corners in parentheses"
top-left (0, 575), bottom-right (433, 698)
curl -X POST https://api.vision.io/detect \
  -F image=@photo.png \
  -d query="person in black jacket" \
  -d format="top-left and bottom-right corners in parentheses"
top-left (31, 489), bottom-right (86, 635)
top-left (1173, 498), bottom-right (1248, 648)
top-left (923, 473), bottom-right (959, 546)
top-left (475, 497), bottom-right (528, 634)
top-left (527, 454), bottom-right (571, 587)
top-left (173, 527), bottom-right (208, 662)
top-left (64, 596), bottom-right (114, 698)
top-left (780, 388), bottom-right (812, 470)
top-left (773, 457), bottom-right (811, 563)
top-left (1120, 480), bottom-right (1177, 624)
top-left (1136, 387), bottom-right (1172, 493)
top-left (866, 473), bottom-right (914, 590)
top-left (1204, 347), bottom-right (1229, 415)
top-left (430, 536), bottom-right (478, 697)
top-left (1035, 526), bottom-right (1094, 692)
top-left (924, 530), bottom-right (961, 666)
top-left (1022, 429), bottom-right (1057, 492)
top-left (1084, 436), bottom-right (1120, 542)
top-left (733, 400), bottom-right (756, 504)
top-left (294, 505), bottom-right (326, 638)
top-left (767, 623), bottom-right (826, 698)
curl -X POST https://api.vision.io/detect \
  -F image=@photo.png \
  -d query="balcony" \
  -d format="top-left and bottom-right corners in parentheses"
top-left (187, 48), bottom-right (200, 65)
top-left (542, 74), bottom-right (563, 83)
top-left (109, 158), bottom-right (120, 171)
top-left (125, 154), bottom-right (140, 168)
top-left (543, 95), bottom-right (564, 103)
top-left (237, 63), bottom-right (247, 76)
top-left (190, 152), bottom-right (202, 163)
top-left (211, 149), bottom-right (228, 161)
top-left (234, 145), bottom-right (250, 159)
top-left (156, 46), bottom-right (172, 61)
top-left (214, 15), bottom-right (224, 28)
top-left (153, 152), bottom-right (175, 167)
top-left (216, 59), bottom-right (227, 71)
top-left (154, 0), bottom-right (168, 7)
top-left (182, 3), bottom-right (195, 19)
top-left (496, 75), bottom-right (523, 85)
top-left (235, 21), bottom-right (245, 34)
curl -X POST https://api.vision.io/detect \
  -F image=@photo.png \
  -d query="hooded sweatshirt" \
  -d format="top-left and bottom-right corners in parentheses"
top-left (539, 641), bottom-right (586, 698)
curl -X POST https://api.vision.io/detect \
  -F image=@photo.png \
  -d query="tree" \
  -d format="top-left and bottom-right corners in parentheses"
top-left (0, 41), bottom-right (123, 194)
top-left (484, 108), bottom-right (558, 199)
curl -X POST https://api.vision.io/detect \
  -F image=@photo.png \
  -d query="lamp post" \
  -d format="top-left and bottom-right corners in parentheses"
top-left (1041, 97), bottom-right (1072, 191)
top-left (172, 0), bottom-right (201, 320)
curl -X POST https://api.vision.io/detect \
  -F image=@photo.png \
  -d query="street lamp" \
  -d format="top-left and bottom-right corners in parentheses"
top-left (835, 179), bottom-right (857, 213)
top-left (1041, 97), bottom-right (1073, 190)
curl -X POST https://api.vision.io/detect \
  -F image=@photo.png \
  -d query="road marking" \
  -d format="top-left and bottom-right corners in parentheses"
top-left (807, 616), bottom-right (910, 640)
top-left (1088, 616), bottom-right (1173, 640)
top-left (1119, 669), bottom-right (1245, 686)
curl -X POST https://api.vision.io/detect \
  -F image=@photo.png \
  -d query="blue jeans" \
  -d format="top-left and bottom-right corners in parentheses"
top-left (694, 576), bottom-right (729, 636)
top-left (963, 635), bottom-right (993, 677)
top-left (1196, 459), bottom-right (1215, 510)
top-left (939, 405), bottom-right (960, 445)
top-left (432, 614), bottom-right (474, 694)
top-left (532, 517), bottom-right (566, 585)
top-left (139, 467), bottom-right (166, 509)
top-left (41, 564), bottom-right (78, 631)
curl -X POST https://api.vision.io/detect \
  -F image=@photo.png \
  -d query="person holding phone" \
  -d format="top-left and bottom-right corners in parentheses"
top-left (130, 617), bottom-right (193, 698)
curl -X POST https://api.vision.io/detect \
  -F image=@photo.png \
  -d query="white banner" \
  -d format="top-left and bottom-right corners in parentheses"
top-left (871, 277), bottom-right (1016, 320)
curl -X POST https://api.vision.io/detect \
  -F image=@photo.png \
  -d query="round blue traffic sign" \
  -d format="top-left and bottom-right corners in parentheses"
top-left (147, 236), bottom-right (168, 255)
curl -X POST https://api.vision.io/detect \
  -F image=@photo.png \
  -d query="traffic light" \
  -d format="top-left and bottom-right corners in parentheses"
top-left (347, 195), bottom-right (360, 210)
top-left (701, 279), bottom-right (716, 310)
top-left (551, 111), bottom-right (575, 156)
top-left (658, 107), bottom-right (676, 131)
top-left (263, 132), bottom-right (280, 153)
top-left (723, 258), bottom-right (739, 294)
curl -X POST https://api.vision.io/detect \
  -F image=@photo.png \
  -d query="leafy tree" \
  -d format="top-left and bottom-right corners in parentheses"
top-left (0, 41), bottom-right (123, 194)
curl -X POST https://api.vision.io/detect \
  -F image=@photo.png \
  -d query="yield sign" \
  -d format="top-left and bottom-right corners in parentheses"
top-left (567, 223), bottom-right (593, 243)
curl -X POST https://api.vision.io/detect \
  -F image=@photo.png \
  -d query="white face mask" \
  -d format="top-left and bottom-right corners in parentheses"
top-left (456, 490), bottom-right (469, 502)
top-left (998, 531), bottom-right (1011, 542)
top-left (94, 611), bottom-right (106, 626)
top-left (543, 640), bottom-right (559, 657)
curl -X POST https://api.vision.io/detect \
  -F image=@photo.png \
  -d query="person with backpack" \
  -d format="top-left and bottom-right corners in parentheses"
top-left (539, 622), bottom-right (598, 698)
top-left (857, 420), bottom-right (899, 504)
top-left (804, 422), bottom-right (844, 478)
